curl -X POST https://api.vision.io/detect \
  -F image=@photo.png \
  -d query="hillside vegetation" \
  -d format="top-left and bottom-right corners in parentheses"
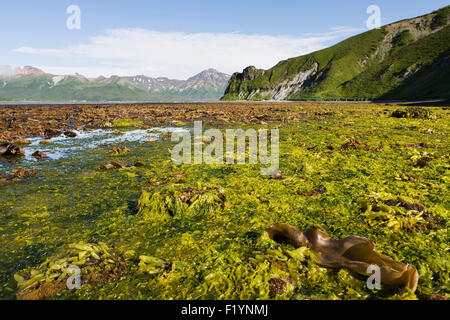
top-left (0, 69), bottom-right (230, 102)
top-left (222, 6), bottom-right (450, 101)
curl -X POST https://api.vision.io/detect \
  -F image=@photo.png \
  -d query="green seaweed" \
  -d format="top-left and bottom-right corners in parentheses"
top-left (0, 104), bottom-right (448, 300)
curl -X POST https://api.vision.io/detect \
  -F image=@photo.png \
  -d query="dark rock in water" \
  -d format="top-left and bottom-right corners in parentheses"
top-left (9, 167), bottom-right (38, 179)
top-left (31, 151), bottom-right (49, 160)
top-left (0, 171), bottom-right (14, 187)
top-left (64, 130), bottom-right (77, 138)
top-left (0, 143), bottom-right (25, 156)
top-left (1, 167), bottom-right (38, 186)
top-left (108, 146), bottom-right (131, 155)
top-left (44, 128), bottom-right (62, 139)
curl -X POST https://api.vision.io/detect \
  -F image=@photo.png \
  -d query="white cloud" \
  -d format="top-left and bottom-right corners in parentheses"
top-left (14, 27), bottom-right (362, 79)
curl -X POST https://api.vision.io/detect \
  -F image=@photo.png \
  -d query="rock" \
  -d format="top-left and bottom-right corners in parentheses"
top-left (40, 139), bottom-right (52, 144)
top-left (44, 129), bottom-right (62, 139)
top-left (0, 171), bottom-right (15, 187)
top-left (406, 142), bottom-right (441, 149)
top-left (297, 186), bottom-right (327, 196)
top-left (12, 137), bottom-right (31, 145)
top-left (31, 151), bottom-right (49, 160)
top-left (98, 161), bottom-right (130, 170)
top-left (340, 139), bottom-right (369, 150)
top-left (271, 169), bottom-right (284, 180)
top-left (0, 143), bottom-right (25, 156)
top-left (268, 278), bottom-right (287, 298)
top-left (64, 130), bottom-right (77, 138)
top-left (10, 167), bottom-right (38, 179)
top-left (108, 146), bottom-right (131, 155)
top-left (1, 167), bottom-right (38, 186)
top-left (415, 156), bottom-right (433, 168)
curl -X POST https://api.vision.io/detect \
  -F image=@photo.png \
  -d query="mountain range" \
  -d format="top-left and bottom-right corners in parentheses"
top-left (221, 6), bottom-right (450, 101)
top-left (0, 67), bottom-right (230, 102)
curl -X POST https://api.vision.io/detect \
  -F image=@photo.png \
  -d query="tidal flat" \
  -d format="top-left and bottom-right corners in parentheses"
top-left (0, 102), bottom-right (448, 300)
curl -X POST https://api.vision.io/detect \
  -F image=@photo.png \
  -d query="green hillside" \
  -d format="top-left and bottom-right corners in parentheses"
top-left (0, 70), bottom-right (229, 102)
top-left (222, 6), bottom-right (450, 101)
top-left (0, 75), bottom-right (152, 102)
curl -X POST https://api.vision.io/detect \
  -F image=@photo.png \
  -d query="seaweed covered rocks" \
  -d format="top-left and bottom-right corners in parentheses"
top-left (108, 146), bottom-right (131, 156)
top-left (0, 167), bottom-right (38, 187)
top-left (13, 242), bottom-right (126, 300)
top-left (138, 255), bottom-right (172, 275)
top-left (31, 151), bottom-right (49, 160)
top-left (391, 107), bottom-right (435, 120)
top-left (136, 185), bottom-right (226, 222)
top-left (0, 102), bottom-right (448, 300)
top-left (11, 137), bottom-right (31, 145)
top-left (357, 193), bottom-right (439, 232)
top-left (44, 128), bottom-right (62, 139)
top-left (98, 161), bottom-right (131, 170)
top-left (0, 142), bottom-right (24, 157)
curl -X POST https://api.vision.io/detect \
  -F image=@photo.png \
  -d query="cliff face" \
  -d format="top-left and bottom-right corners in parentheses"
top-left (221, 6), bottom-right (450, 101)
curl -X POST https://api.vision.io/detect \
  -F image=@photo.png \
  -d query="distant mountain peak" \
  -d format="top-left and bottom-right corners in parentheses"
top-left (186, 68), bottom-right (230, 84)
top-left (15, 66), bottom-right (46, 77)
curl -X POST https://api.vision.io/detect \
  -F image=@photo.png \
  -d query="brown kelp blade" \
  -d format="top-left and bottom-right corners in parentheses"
top-left (266, 223), bottom-right (419, 292)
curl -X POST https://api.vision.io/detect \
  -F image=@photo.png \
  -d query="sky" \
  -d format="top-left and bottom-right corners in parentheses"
top-left (0, 0), bottom-right (448, 79)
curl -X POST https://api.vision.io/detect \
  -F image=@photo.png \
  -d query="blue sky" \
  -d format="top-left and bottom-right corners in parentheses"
top-left (0, 0), bottom-right (448, 79)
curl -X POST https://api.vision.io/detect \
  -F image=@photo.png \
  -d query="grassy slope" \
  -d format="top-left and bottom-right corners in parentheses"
top-left (341, 26), bottom-right (450, 100)
top-left (0, 76), bottom-right (227, 102)
top-left (0, 76), bottom-right (226, 102)
top-left (222, 6), bottom-right (450, 101)
top-left (0, 76), bottom-right (152, 102)
top-left (222, 27), bottom-right (387, 101)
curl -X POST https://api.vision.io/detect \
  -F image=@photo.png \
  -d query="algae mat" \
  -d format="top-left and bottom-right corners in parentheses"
top-left (0, 104), bottom-right (448, 300)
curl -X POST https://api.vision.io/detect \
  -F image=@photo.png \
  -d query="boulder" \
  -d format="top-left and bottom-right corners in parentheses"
top-left (64, 130), bottom-right (77, 138)
top-left (44, 128), bottom-right (62, 139)
top-left (0, 143), bottom-right (25, 156)
top-left (12, 137), bottom-right (31, 145)
top-left (98, 161), bottom-right (131, 170)
top-left (31, 151), bottom-right (49, 160)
